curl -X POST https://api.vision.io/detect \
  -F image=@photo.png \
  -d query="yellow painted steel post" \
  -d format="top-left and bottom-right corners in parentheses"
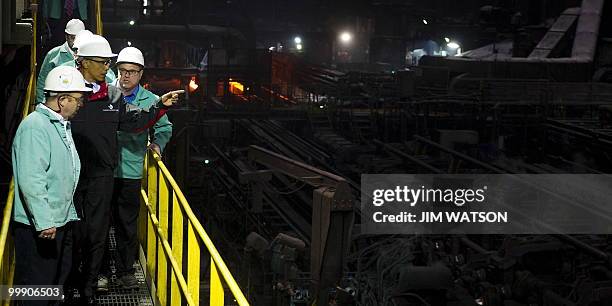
top-left (170, 193), bottom-right (183, 305)
top-left (29, 1), bottom-right (38, 113)
top-left (187, 222), bottom-right (200, 304)
top-left (138, 154), bottom-right (149, 247)
top-left (0, 182), bottom-right (14, 285)
top-left (146, 154), bottom-right (158, 281)
top-left (95, 0), bottom-right (103, 35)
top-left (157, 177), bottom-right (170, 305)
top-left (210, 259), bottom-right (225, 305)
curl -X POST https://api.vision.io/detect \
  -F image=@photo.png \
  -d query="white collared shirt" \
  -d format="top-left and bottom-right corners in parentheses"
top-left (84, 80), bottom-right (101, 94)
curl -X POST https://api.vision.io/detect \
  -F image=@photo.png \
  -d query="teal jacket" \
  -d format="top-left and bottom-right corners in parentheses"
top-left (42, 0), bottom-right (88, 20)
top-left (12, 105), bottom-right (81, 231)
top-left (115, 85), bottom-right (173, 179)
top-left (36, 42), bottom-right (75, 104)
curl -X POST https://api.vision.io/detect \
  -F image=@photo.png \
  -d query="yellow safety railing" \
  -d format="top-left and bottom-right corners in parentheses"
top-left (139, 150), bottom-right (250, 306)
top-left (0, 1), bottom-right (38, 305)
top-left (95, 0), bottom-right (103, 35)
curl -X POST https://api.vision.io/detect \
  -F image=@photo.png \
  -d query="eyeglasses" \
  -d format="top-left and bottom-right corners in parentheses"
top-left (86, 58), bottom-right (113, 66)
top-left (118, 68), bottom-right (142, 77)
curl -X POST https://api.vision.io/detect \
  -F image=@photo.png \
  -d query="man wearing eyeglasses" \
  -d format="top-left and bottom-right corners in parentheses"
top-left (65, 35), bottom-right (183, 305)
top-left (37, 27), bottom-right (117, 104)
top-left (106, 46), bottom-right (173, 290)
top-left (12, 66), bottom-right (91, 305)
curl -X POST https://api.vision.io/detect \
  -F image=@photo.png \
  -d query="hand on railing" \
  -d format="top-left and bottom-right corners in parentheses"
top-left (148, 143), bottom-right (161, 156)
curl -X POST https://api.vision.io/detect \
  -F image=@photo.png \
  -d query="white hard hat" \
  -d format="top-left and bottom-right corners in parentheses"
top-left (65, 19), bottom-right (85, 35)
top-left (76, 34), bottom-right (117, 58)
top-left (117, 47), bottom-right (145, 67)
top-left (73, 30), bottom-right (93, 49)
top-left (44, 66), bottom-right (92, 93)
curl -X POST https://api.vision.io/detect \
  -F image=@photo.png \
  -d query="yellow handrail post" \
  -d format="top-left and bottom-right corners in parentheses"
top-left (210, 260), bottom-right (224, 305)
top-left (187, 222), bottom-right (201, 304)
top-left (146, 154), bottom-right (158, 284)
top-left (28, 1), bottom-right (38, 114)
top-left (157, 176), bottom-right (170, 305)
top-left (95, 0), bottom-right (103, 35)
top-left (170, 193), bottom-right (183, 305)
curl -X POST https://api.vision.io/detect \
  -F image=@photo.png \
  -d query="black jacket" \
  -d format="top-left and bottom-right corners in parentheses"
top-left (71, 83), bottom-right (168, 177)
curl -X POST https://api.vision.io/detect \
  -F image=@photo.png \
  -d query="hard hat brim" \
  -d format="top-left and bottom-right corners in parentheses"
top-left (77, 52), bottom-right (118, 58)
top-left (44, 87), bottom-right (93, 93)
top-left (116, 61), bottom-right (145, 67)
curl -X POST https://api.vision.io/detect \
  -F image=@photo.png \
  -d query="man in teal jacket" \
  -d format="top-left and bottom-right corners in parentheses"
top-left (110, 46), bottom-right (173, 289)
top-left (12, 66), bottom-right (91, 300)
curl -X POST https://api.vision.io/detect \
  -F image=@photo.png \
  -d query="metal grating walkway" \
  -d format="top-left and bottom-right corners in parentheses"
top-left (95, 227), bottom-right (153, 306)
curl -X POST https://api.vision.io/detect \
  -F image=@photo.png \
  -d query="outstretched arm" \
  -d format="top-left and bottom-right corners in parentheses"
top-left (118, 90), bottom-right (184, 133)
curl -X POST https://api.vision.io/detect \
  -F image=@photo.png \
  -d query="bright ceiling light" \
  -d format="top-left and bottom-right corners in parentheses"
top-left (294, 36), bottom-right (302, 44)
top-left (422, 19), bottom-right (428, 24)
top-left (129, 20), bottom-right (135, 26)
top-left (296, 44), bottom-right (303, 50)
top-left (339, 32), bottom-right (352, 43)
top-left (447, 42), bottom-right (460, 49)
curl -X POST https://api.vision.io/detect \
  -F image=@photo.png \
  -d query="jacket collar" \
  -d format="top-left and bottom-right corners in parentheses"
top-left (59, 42), bottom-right (75, 57)
top-left (89, 82), bottom-right (109, 101)
top-left (35, 105), bottom-right (72, 150)
top-left (35, 104), bottom-right (63, 121)
top-left (113, 83), bottom-right (157, 107)
top-left (38, 104), bottom-right (66, 124)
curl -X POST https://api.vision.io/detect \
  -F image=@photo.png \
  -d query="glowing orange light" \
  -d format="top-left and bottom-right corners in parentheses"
top-left (189, 76), bottom-right (199, 92)
top-left (229, 81), bottom-right (244, 94)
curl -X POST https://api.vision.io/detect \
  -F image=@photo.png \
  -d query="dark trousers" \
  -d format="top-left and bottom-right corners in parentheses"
top-left (111, 178), bottom-right (141, 276)
top-left (13, 222), bottom-right (73, 306)
top-left (72, 175), bottom-right (114, 297)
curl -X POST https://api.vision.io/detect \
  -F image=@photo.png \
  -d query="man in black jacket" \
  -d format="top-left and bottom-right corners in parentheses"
top-left (65, 34), bottom-right (182, 305)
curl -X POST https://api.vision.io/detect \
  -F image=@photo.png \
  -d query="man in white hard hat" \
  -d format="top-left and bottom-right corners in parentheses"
top-left (43, 30), bottom-right (117, 103)
top-left (12, 66), bottom-right (91, 305)
top-left (65, 34), bottom-right (183, 304)
top-left (36, 19), bottom-right (85, 104)
top-left (109, 46), bottom-right (173, 289)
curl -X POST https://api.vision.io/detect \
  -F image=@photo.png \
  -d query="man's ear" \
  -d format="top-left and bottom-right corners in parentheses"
top-left (57, 96), bottom-right (67, 108)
